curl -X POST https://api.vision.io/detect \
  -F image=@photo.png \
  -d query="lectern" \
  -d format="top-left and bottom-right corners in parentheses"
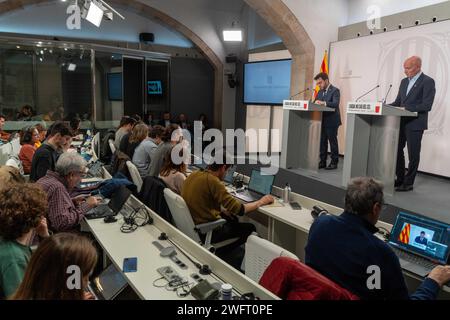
top-left (281, 100), bottom-right (335, 172)
top-left (342, 102), bottom-right (418, 195)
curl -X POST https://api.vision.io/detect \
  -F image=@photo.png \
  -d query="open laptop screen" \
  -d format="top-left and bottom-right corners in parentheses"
top-left (248, 169), bottom-right (275, 195)
top-left (92, 264), bottom-right (128, 300)
top-left (389, 211), bottom-right (450, 264)
top-left (108, 186), bottom-right (131, 213)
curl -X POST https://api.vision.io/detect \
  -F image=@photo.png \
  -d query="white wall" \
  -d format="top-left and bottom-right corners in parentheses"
top-left (282, 0), bottom-right (349, 75)
top-left (346, 0), bottom-right (448, 25)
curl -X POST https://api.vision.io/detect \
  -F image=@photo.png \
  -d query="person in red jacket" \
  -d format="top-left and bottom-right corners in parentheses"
top-left (19, 126), bottom-right (40, 174)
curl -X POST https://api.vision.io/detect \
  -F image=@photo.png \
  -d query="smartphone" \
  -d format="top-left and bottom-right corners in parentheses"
top-left (123, 257), bottom-right (138, 273)
top-left (290, 202), bottom-right (302, 210)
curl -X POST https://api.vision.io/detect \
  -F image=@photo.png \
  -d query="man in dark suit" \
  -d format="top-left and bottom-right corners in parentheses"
top-left (415, 231), bottom-right (428, 246)
top-left (158, 111), bottom-right (172, 128)
top-left (314, 73), bottom-right (342, 170)
top-left (390, 56), bottom-right (436, 192)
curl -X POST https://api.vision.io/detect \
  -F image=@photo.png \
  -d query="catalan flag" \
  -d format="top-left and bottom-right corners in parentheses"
top-left (398, 223), bottom-right (411, 244)
top-left (313, 50), bottom-right (329, 100)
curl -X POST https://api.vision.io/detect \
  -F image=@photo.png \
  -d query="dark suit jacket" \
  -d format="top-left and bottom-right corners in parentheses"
top-left (414, 236), bottom-right (428, 246)
top-left (315, 85), bottom-right (342, 128)
top-left (389, 73), bottom-right (436, 131)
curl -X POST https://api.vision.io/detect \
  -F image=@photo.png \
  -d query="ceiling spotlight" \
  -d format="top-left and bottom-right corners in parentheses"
top-left (16, 45), bottom-right (21, 49)
top-left (81, 0), bottom-right (125, 28)
top-left (39, 57), bottom-right (43, 62)
top-left (67, 63), bottom-right (77, 71)
top-left (84, 1), bottom-right (104, 27)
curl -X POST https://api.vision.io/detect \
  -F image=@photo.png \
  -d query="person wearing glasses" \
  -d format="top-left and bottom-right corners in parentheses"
top-left (18, 126), bottom-right (40, 174)
top-left (36, 152), bottom-right (99, 232)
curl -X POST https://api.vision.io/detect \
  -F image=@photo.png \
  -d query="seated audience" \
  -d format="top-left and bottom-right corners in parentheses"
top-left (132, 125), bottom-right (164, 178)
top-left (0, 114), bottom-right (11, 142)
top-left (36, 152), bottom-right (99, 232)
top-left (0, 183), bottom-right (49, 299)
top-left (176, 113), bottom-right (191, 131)
top-left (30, 121), bottom-right (72, 182)
top-left (119, 123), bottom-right (148, 159)
top-left (34, 123), bottom-right (47, 149)
top-left (16, 105), bottom-right (33, 121)
top-left (18, 126), bottom-right (39, 174)
top-left (181, 149), bottom-right (274, 256)
top-left (305, 177), bottom-right (450, 300)
top-left (148, 124), bottom-right (182, 177)
top-left (114, 116), bottom-right (136, 150)
top-left (11, 233), bottom-right (97, 300)
top-left (158, 111), bottom-right (172, 128)
top-left (69, 117), bottom-right (81, 137)
top-left (159, 147), bottom-right (187, 195)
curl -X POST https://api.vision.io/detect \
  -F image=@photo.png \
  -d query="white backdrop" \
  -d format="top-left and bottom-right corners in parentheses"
top-left (330, 20), bottom-right (450, 178)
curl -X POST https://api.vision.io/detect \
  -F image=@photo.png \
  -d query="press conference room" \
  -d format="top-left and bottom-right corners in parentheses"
top-left (0, 0), bottom-right (450, 310)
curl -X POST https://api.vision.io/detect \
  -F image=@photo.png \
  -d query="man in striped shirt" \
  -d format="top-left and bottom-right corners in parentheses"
top-left (37, 152), bottom-right (99, 232)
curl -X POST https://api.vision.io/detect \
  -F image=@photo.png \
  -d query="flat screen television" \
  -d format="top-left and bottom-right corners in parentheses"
top-left (243, 59), bottom-right (292, 105)
top-left (147, 80), bottom-right (163, 95)
top-left (107, 73), bottom-right (122, 101)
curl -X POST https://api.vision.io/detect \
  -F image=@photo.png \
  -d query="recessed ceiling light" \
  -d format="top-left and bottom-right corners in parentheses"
top-left (223, 30), bottom-right (243, 42)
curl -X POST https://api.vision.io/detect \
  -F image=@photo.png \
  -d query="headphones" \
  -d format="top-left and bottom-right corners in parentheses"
top-left (311, 205), bottom-right (329, 220)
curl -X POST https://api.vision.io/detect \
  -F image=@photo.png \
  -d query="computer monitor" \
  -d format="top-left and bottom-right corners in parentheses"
top-left (389, 211), bottom-right (450, 264)
top-left (224, 166), bottom-right (236, 184)
top-left (248, 169), bottom-right (275, 195)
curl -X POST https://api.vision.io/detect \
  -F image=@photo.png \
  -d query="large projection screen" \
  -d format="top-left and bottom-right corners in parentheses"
top-left (330, 20), bottom-right (450, 178)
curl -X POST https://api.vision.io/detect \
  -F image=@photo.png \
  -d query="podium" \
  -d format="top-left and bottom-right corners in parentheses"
top-left (342, 102), bottom-right (418, 195)
top-left (281, 100), bottom-right (335, 172)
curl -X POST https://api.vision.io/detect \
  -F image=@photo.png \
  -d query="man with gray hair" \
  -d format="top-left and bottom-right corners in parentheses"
top-left (390, 56), bottom-right (436, 192)
top-left (305, 177), bottom-right (450, 300)
top-left (36, 152), bottom-right (99, 232)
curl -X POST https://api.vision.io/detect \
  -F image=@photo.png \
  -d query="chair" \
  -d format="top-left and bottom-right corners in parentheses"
top-left (126, 161), bottom-right (143, 193)
top-left (244, 235), bottom-right (298, 283)
top-left (259, 257), bottom-right (359, 300)
top-left (92, 132), bottom-right (100, 159)
top-left (163, 188), bottom-right (228, 252)
top-left (108, 139), bottom-right (116, 154)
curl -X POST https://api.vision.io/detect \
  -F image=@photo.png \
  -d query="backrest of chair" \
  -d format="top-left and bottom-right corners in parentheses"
top-left (108, 139), bottom-right (116, 154)
top-left (259, 257), bottom-right (359, 300)
top-left (163, 188), bottom-right (201, 243)
top-left (92, 132), bottom-right (100, 158)
top-left (126, 161), bottom-right (143, 192)
top-left (244, 235), bottom-right (298, 283)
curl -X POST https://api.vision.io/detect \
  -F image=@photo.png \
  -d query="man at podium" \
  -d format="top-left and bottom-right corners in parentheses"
top-left (390, 56), bottom-right (436, 192)
top-left (314, 73), bottom-right (342, 170)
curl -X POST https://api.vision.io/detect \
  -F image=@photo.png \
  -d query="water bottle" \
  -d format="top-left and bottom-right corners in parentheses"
top-left (221, 283), bottom-right (233, 300)
top-left (283, 183), bottom-right (291, 203)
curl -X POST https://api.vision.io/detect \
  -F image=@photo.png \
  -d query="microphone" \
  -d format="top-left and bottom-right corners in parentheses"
top-left (382, 84), bottom-right (393, 104)
top-left (289, 88), bottom-right (310, 100)
top-left (356, 85), bottom-right (380, 102)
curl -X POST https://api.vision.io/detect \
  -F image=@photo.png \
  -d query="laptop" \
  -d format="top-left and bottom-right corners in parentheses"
top-left (233, 169), bottom-right (275, 203)
top-left (85, 185), bottom-right (131, 220)
top-left (388, 211), bottom-right (450, 277)
top-left (223, 166), bottom-right (237, 186)
top-left (87, 263), bottom-right (128, 300)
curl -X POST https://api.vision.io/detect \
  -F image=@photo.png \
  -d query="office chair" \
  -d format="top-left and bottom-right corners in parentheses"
top-left (108, 139), bottom-right (116, 154)
top-left (163, 188), bottom-right (237, 252)
top-left (244, 235), bottom-right (298, 283)
top-left (92, 132), bottom-right (100, 159)
top-left (126, 161), bottom-right (143, 193)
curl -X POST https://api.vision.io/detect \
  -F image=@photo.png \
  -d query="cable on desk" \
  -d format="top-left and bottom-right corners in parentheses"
top-left (120, 205), bottom-right (152, 233)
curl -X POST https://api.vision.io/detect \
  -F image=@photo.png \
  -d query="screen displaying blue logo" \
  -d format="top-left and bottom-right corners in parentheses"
top-left (148, 81), bottom-right (162, 95)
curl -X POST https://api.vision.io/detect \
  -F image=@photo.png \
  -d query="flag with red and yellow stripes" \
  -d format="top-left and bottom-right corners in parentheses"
top-left (398, 223), bottom-right (411, 244)
top-left (313, 50), bottom-right (329, 100)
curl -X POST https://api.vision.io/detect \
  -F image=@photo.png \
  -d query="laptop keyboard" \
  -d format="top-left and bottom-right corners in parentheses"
top-left (392, 247), bottom-right (437, 271)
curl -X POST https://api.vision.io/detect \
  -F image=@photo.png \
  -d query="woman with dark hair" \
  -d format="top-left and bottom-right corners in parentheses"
top-left (69, 117), bottom-right (82, 137)
top-left (159, 146), bottom-right (187, 195)
top-left (10, 232), bottom-right (97, 300)
top-left (18, 126), bottom-right (40, 174)
top-left (16, 105), bottom-right (33, 121)
top-left (0, 183), bottom-right (49, 299)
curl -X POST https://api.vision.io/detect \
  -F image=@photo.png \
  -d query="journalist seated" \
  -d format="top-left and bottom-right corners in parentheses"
top-left (305, 177), bottom-right (450, 300)
top-left (36, 152), bottom-right (99, 232)
top-left (181, 149), bottom-right (274, 257)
